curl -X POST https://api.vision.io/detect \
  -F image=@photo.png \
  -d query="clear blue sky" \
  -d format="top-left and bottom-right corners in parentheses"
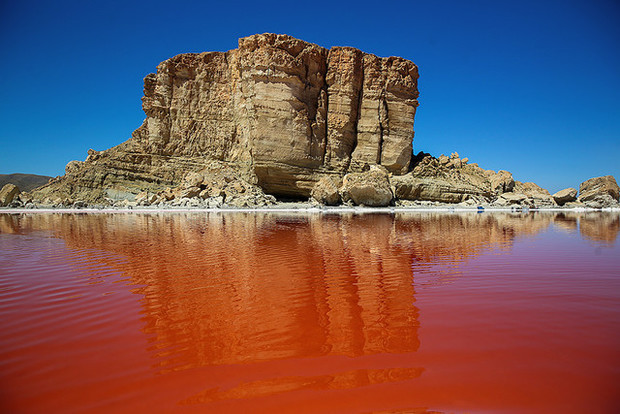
top-left (1, 0), bottom-right (618, 193)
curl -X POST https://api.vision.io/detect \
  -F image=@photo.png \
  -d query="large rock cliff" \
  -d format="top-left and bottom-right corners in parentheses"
top-left (33, 33), bottom-right (419, 203)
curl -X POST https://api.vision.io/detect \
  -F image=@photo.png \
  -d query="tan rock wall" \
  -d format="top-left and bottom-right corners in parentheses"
top-left (33, 33), bottom-right (419, 202)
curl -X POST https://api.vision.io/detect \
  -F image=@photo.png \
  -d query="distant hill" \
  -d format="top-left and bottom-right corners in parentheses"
top-left (0, 173), bottom-right (52, 192)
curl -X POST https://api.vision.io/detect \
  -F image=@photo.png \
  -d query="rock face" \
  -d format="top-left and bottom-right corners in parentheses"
top-left (0, 184), bottom-right (20, 206)
top-left (32, 33), bottom-right (419, 204)
top-left (578, 175), bottom-right (620, 202)
top-left (582, 194), bottom-right (618, 209)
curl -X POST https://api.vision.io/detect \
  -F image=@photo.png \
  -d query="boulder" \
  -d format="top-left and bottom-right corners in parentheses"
top-left (340, 166), bottom-right (393, 206)
top-left (490, 170), bottom-right (515, 194)
top-left (578, 175), bottom-right (619, 202)
top-left (178, 186), bottom-right (202, 199)
top-left (136, 192), bottom-right (158, 206)
top-left (552, 188), bottom-right (577, 205)
top-left (0, 184), bottom-right (20, 207)
top-left (311, 177), bottom-right (341, 205)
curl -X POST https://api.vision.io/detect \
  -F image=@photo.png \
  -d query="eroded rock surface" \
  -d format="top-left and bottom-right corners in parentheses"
top-left (22, 33), bottom-right (617, 210)
top-left (392, 153), bottom-right (492, 203)
top-left (32, 33), bottom-right (419, 204)
top-left (578, 175), bottom-right (620, 202)
top-left (340, 166), bottom-right (393, 206)
top-left (553, 188), bottom-right (577, 206)
top-left (0, 184), bottom-right (20, 207)
top-left (311, 176), bottom-right (342, 206)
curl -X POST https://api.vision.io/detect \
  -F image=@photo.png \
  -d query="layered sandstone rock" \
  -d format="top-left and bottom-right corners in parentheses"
top-left (339, 166), bottom-right (393, 206)
top-left (489, 170), bottom-right (515, 194)
top-left (392, 152), bottom-right (493, 203)
top-left (552, 188), bottom-right (577, 206)
top-left (310, 176), bottom-right (342, 206)
top-left (578, 175), bottom-right (620, 202)
top-left (0, 184), bottom-right (20, 207)
top-left (512, 181), bottom-right (557, 207)
top-left (32, 33), bottom-right (419, 204)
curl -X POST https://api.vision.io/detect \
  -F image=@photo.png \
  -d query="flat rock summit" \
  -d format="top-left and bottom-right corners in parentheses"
top-left (9, 33), bottom-right (618, 209)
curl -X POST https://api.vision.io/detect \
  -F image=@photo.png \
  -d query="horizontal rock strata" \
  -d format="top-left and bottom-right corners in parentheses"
top-left (578, 175), bottom-right (619, 202)
top-left (23, 33), bottom-right (618, 210)
top-left (32, 33), bottom-right (419, 203)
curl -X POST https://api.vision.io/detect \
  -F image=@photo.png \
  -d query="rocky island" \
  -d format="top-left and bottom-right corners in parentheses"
top-left (1, 33), bottom-right (619, 210)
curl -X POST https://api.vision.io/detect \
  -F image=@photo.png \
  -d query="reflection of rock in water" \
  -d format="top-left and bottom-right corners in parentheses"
top-left (553, 213), bottom-right (579, 232)
top-left (0, 213), bottom-right (27, 234)
top-left (579, 212), bottom-right (620, 243)
top-left (551, 212), bottom-right (619, 243)
top-left (3, 211), bottom-right (618, 373)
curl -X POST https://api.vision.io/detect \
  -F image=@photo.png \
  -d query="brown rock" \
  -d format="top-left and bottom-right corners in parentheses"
top-left (583, 194), bottom-right (618, 209)
top-left (393, 175), bottom-right (488, 204)
top-left (393, 153), bottom-right (493, 203)
top-left (578, 175), bottom-right (620, 202)
top-left (31, 33), bottom-right (419, 204)
top-left (324, 47), bottom-right (364, 172)
top-left (0, 184), bottom-right (20, 207)
top-left (490, 170), bottom-right (515, 194)
top-left (178, 186), bottom-right (201, 199)
top-left (160, 188), bottom-right (175, 201)
top-left (65, 161), bottom-right (84, 175)
top-left (350, 54), bottom-right (419, 174)
top-left (340, 166), bottom-right (393, 206)
top-left (513, 181), bottom-right (556, 206)
top-left (498, 192), bottom-right (528, 205)
top-left (136, 192), bottom-right (158, 206)
top-left (311, 177), bottom-right (342, 205)
top-left (552, 188), bottom-right (577, 205)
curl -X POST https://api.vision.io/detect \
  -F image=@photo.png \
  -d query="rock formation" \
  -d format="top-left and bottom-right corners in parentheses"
top-left (578, 175), bottom-right (619, 202)
top-left (32, 33), bottom-right (419, 204)
top-left (339, 165), bottom-right (393, 206)
top-left (21, 34), bottom-right (618, 209)
top-left (392, 152), bottom-right (494, 204)
top-left (0, 184), bottom-right (20, 207)
top-left (552, 188), bottom-right (577, 206)
top-left (310, 176), bottom-right (341, 206)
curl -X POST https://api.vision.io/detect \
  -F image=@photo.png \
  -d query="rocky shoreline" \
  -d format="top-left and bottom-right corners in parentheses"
top-left (1, 34), bottom-right (618, 211)
top-left (2, 154), bottom-right (618, 211)
top-left (1, 154), bottom-right (619, 212)
top-left (2, 201), bottom-right (619, 214)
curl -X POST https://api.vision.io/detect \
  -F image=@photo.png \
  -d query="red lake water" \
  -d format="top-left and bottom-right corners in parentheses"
top-left (0, 211), bottom-right (619, 413)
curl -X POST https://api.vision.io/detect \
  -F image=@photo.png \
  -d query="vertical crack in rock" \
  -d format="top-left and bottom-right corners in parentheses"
top-left (377, 91), bottom-right (387, 165)
top-left (325, 47), bottom-right (364, 173)
top-left (349, 55), bottom-right (364, 172)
